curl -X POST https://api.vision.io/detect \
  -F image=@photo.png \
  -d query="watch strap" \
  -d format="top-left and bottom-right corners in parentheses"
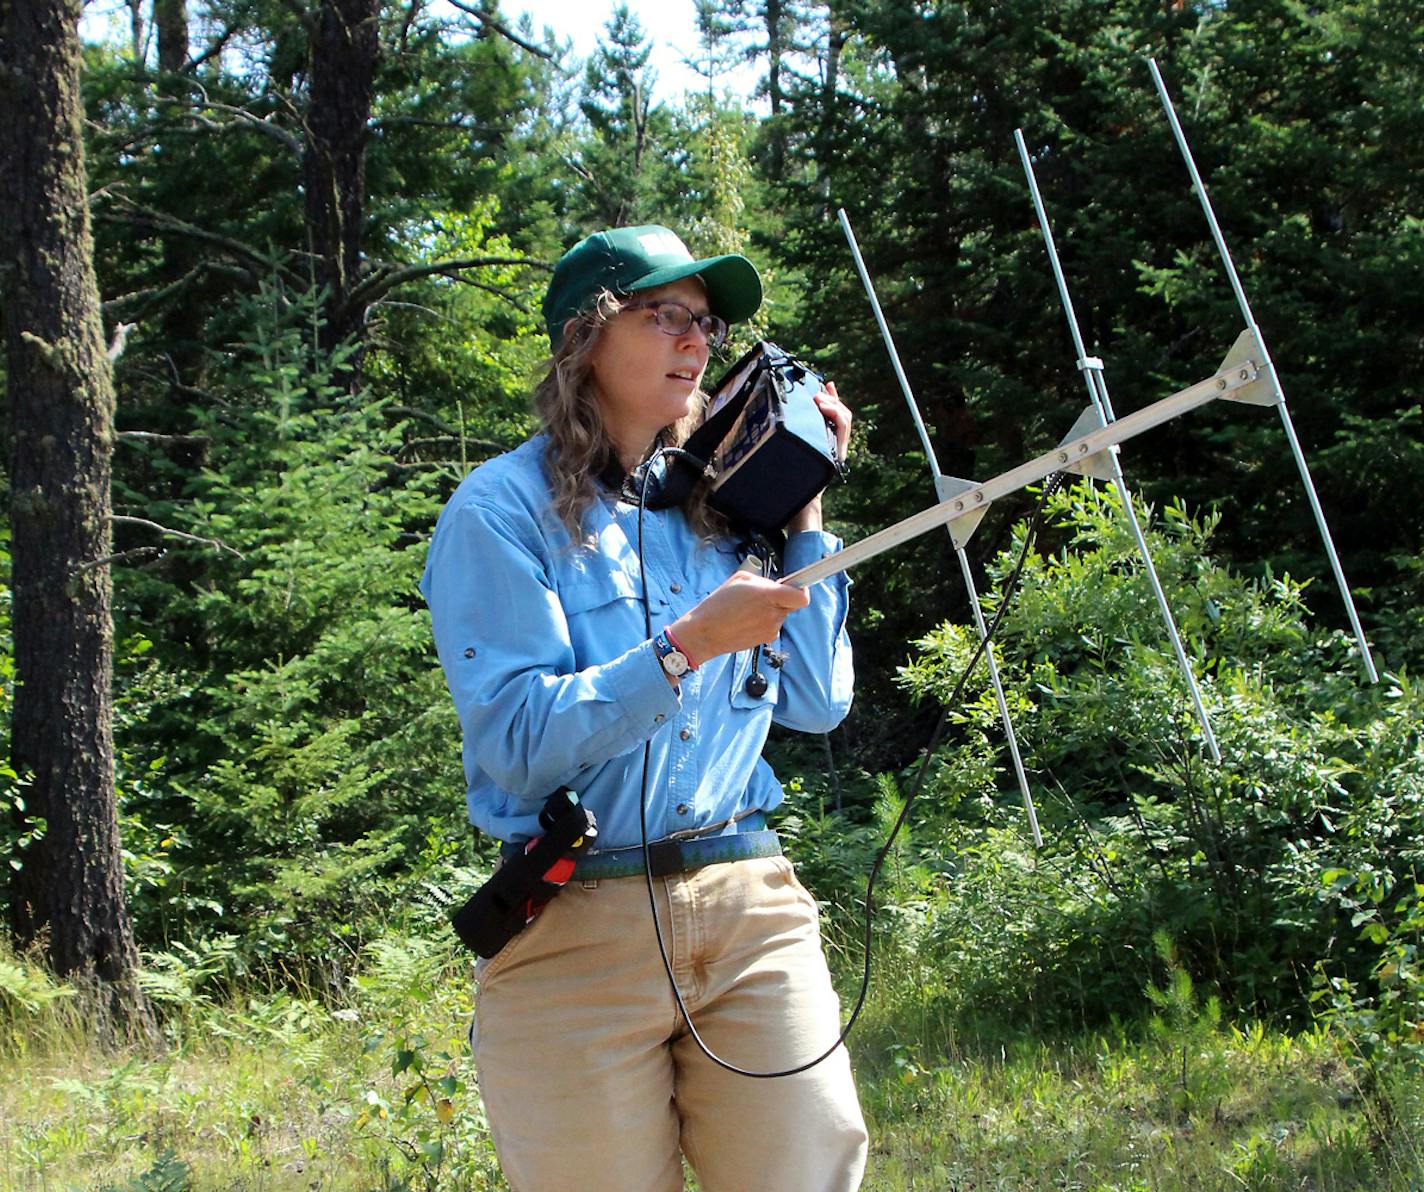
top-left (653, 632), bottom-right (689, 678)
top-left (663, 625), bottom-right (698, 670)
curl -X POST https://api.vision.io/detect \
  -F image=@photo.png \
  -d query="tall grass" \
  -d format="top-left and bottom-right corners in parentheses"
top-left (1, 931), bottom-right (497, 1190)
top-left (3, 930), bottom-right (1422, 1190)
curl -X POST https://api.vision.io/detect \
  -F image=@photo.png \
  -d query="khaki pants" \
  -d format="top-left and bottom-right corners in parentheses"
top-left (471, 855), bottom-right (868, 1191)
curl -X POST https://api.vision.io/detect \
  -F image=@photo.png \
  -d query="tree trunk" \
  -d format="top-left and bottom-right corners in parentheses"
top-left (763, 0), bottom-right (786, 181)
top-left (0, 0), bottom-right (155, 1042)
top-left (154, 0), bottom-right (207, 398)
top-left (127, 0), bottom-right (145, 65)
top-left (816, 4), bottom-right (845, 212)
top-left (303, 0), bottom-right (380, 371)
top-left (154, 0), bottom-right (187, 74)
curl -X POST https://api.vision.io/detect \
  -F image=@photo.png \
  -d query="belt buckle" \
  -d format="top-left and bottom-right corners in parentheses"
top-left (646, 839), bottom-right (685, 878)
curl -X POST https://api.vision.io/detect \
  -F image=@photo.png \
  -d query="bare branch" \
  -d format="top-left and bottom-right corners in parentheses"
top-left (396, 0), bottom-right (421, 55)
top-left (560, 150), bottom-right (596, 185)
top-left (443, 273), bottom-right (534, 314)
top-left (396, 434), bottom-right (506, 457)
top-left (95, 194), bottom-right (291, 286)
top-left (103, 261), bottom-right (210, 318)
top-left (117, 430), bottom-right (211, 446)
top-left (446, 0), bottom-right (558, 61)
top-left (367, 299), bottom-right (446, 321)
top-left (344, 254), bottom-right (549, 313)
top-left (180, 105), bottom-right (303, 154)
top-left (203, 261), bottom-right (263, 286)
top-left (370, 116), bottom-right (508, 136)
top-left (110, 515), bottom-right (244, 558)
top-left (153, 77), bottom-right (303, 154)
top-left (162, 353), bottom-right (227, 406)
top-left (385, 404), bottom-right (458, 434)
top-left (184, 20), bottom-right (241, 71)
top-left (88, 180), bottom-right (128, 204)
top-left (72, 547), bottom-right (163, 577)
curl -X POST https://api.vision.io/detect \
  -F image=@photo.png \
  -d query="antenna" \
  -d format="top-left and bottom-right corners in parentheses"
top-left (784, 350), bottom-right (1268, 589)
top-left (803, 76), bottom-right (1383, 816)
top-left (1148, 59), bottom-right (1379, 683)
top-left (1013, 127), bottom-right (1222, 762)
top-left (837, 207), bottom-right (1043, 846)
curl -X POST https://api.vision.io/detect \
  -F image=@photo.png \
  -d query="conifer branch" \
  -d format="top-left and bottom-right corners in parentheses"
top-left (445, 0), bottom-right (558, 62)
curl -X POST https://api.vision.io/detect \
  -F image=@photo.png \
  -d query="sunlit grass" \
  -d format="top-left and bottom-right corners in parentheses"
top-left (855, 1024), bottom-right (1418, 1191)
top-left (845, 938), bottom-right (1424, 1192)
top-left (2, 933), bottom-right (1421, 1190)
top-left (1, 934), bottom-right (497, 1190)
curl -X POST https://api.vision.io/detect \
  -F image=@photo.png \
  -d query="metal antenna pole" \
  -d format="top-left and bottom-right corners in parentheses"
top-left (785, 350), bottom-right (1271, 588)
top-left (1014, 130), bottom-right (1221, 762)
top-left (838, 207), bottom-right (1043, 846)
top-left (1148, 59), bottom-right (1378, 683)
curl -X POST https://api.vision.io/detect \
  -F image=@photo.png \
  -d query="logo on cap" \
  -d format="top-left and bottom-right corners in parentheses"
top-left (636, 230), bottom-right (691, 260)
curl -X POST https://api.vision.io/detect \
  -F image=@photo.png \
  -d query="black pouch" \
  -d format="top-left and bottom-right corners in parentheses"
top-left (451, 790), bottom-right (597, 960)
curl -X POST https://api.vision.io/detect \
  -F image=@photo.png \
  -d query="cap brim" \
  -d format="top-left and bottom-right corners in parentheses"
top-left (626, 253), bottom-right (762, 325)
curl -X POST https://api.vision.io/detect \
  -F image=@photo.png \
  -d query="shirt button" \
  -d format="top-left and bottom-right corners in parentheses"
top-left (670, 583), bottom-right (682, 593)
top-left (679, 728), bottom-right (692, 741)
top-left (463, 647), bottom-right (476, 659)
top-left (654, 713), bottom-right (665, 723)
top-left (676, 803), bottom-right (690, 815)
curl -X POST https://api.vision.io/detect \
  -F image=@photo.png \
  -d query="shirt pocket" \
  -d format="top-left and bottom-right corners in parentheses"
top-left (558, 564), bottom-right (666, 665)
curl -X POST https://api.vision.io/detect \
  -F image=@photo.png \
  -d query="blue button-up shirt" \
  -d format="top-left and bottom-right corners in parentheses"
top-left (420, 434), bottom-right (853, 848)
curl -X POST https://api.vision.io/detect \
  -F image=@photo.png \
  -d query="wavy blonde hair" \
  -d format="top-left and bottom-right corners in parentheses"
top-left (534, 289), bottom-right (728, 542)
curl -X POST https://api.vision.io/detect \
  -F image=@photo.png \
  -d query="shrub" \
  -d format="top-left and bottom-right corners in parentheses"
top-left (802, 481), bottom-right (1422, 1031)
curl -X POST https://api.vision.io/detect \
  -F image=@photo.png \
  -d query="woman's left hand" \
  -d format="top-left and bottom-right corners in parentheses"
top-left (787, 382), bottom-right (851, 534)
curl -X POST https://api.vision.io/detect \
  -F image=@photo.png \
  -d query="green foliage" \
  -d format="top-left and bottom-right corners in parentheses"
top-left (99, 1148), bottom-right (193, 1192)
top-left (0, 936), bottom-right (85, 1064)
top-left (783, 480), bottom-right (1423, 1035)
top-left (750, 0), bottom-right (1424, 760)
top-left (367, 194), bottom-right (547, 461)
top-left (355, 1009), bottom-right (501, 1190)
top-left (109, 281), bottom-right (469, 967)
top-left (853, 1011), bottom-right (1408, 1190)
top-left (1143, 930), bottom-right (1229, 1116)
top-left (17, 1), bottom-right (1420, 1162)
top-left (1316, 871), bottom-right (1424, 1067)
top-left (569, 6), bottom-right (680, 229)
top-left (0, 941), bottom-right (75, 1024)
top-left (7, 917), bottom-right (1422, 1190)
top-left (0, 539), bottom-right (43, 890)
top-left (136, 935), bottom-right (243, 1019)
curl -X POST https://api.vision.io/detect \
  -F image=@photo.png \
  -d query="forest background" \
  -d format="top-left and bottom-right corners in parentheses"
top-left (1, 0), bottom-right (1422, 1187)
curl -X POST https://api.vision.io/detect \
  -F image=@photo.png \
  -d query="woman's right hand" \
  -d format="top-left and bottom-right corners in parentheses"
top-left (667, 570), bottom-right (810, 670)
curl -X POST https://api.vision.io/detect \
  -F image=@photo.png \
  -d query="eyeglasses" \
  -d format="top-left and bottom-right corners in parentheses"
top-left (623, 300), bottom-right (729, 349)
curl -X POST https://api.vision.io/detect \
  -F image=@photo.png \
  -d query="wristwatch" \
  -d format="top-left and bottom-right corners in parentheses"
top-left (653, 632), bottom-right (691, 678)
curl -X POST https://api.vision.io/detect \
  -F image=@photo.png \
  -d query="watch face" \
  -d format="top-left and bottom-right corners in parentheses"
top-left (656, 634), bottom-right (690, 677)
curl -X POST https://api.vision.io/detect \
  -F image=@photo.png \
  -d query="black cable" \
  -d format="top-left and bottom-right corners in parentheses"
top-left (633, 450), bottom-right (1064, 1077)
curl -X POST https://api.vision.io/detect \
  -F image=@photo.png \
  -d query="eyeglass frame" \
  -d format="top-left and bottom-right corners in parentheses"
top-left (621, 299), bottom-right (729, 349)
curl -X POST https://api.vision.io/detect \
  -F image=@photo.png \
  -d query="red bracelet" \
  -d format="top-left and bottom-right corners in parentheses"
top-left (664, 625), bottom-right (699, 670)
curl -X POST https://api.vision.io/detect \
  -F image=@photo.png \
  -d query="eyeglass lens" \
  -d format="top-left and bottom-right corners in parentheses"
top-left (651, 302), bottom-right (727, 348)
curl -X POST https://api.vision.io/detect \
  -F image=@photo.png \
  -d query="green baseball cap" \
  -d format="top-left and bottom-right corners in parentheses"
top-left (542, 225), bottom-right (762, 350)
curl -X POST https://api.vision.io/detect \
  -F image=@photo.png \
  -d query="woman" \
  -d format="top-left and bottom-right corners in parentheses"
top-left (421, 225), bottom-right (868, 1191)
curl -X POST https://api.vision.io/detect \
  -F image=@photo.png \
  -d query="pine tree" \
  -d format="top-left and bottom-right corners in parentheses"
top-left (570, 5), bottom-right (675, 229)
top-left (0, 0), bottom-right (155, 1040)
